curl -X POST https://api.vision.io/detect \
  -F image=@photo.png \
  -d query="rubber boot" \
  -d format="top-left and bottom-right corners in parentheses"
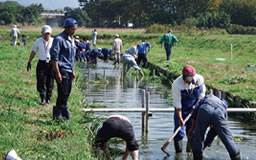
top-left (53, 106), bottom-right (61, 120)
top-left (46, 93), bottom-right (51, 104)
top-left (230, 152), bottom-right (241, 160)
top-left (193, 152), bottom-right (203, 160)
top-left (61, 107), bottom-right (70, 120)
top-left (186, 136), bottom-right (192, 152)
top-left (174, 140), bottom-right (183, 153)
top-left (40, 93), bottom-right (46, 105)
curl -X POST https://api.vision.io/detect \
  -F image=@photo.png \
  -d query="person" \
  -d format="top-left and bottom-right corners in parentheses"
top-left (172, 65), bottom-right (206, 153)
top-left (10, 25), bottom-right (20, 46)
top-left (90, 48), bottom-right (102, 64)
top-left (160, 29), bottom-right (178, 61)
top-left (92, 28), bottom-right (97, 47)
top-left (75, 38), bottom-right (86, 62)
top-left (188, 94), bottom-right (241, 160)
top-left (82, 37), bottom-right (91, 63)
top-left (122, 46), bottom-right (144, 78)
top-left (95, 115), bottom-right (139, 160)
top-left (50, 18), bottom-right (78, 120)
top-left (22, 34), bottom-right (26, 47)
top-left (112, 34), bottom-right (123, 65)
top-left (137, 40), bottom-right (151, 67)
top-left (27, 25), bottom-right (54, 105)
top-left (101, 48), bottom-right (112, 61)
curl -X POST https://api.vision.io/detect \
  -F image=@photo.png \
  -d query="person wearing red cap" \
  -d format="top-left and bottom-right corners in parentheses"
top-left (171, 65), bottom-right (206, 153)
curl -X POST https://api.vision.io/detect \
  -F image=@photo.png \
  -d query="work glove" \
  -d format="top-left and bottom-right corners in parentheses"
top-left (27, 62), bottom-right (31, 71)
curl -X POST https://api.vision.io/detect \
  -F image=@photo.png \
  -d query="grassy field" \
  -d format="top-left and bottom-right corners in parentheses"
top-left (0, 35), bottom-right (102, 159)
top-left (0, 27), bottom-right (255, 159)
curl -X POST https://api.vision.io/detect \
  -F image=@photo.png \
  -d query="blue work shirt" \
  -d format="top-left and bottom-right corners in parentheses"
top-left (85, 41), bottom-right (91, 53)
top-left (102, 48), bottom-right (112, 56)
top-left (137, 42), bottom-right (151, 54)
top-left (50, 32), bottom-right (76, 73)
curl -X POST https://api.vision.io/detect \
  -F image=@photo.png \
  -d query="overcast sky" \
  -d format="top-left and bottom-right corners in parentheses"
top-left (0, 0), bottom-right (80, 10)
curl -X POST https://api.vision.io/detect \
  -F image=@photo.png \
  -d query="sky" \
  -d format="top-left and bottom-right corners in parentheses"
top-left (0, 0), bottom-right (80, 10)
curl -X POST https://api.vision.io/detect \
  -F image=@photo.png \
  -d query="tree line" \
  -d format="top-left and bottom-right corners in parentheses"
top-left (79, 0), bottom-right (256, 28)
top-left (0, 0), bottom-right (255, 29)
top-left (0, 1), bottom-right (43, 25)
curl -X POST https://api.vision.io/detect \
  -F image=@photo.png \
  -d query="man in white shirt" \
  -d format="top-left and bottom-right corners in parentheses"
top-left (92, 28), bottom-right (97, 47)
top-left (112, 34), bottom-right (123, 65)
top-left (27, 25), bottom-right (54, 105)
top-left (10, 25), bottom-right (20, 46)
top-left (172, 65), bottom-right (206, 153)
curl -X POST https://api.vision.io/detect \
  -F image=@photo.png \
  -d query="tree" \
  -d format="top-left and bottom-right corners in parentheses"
top-left (220, 0), bottom-right (256, 27)
top-left (0, 1), bottom-right (43, 25)
top-left (64, 7), bottom-right (91, 27)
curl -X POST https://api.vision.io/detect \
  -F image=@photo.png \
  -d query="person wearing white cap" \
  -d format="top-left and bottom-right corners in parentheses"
top-left (10, 25), bottom-right (20, 46)
top-left (27, 25), bottom-right (54, 105)
top-left (112, 34), bottom-right (123, 65)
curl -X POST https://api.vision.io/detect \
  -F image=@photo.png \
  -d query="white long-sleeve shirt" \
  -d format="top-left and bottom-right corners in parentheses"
top-left (172, 74), bottom-right (206, 109)
top-left (11, 27), bottom-right (20, 37)
top-left (112, 38), bottom-right (123, 53)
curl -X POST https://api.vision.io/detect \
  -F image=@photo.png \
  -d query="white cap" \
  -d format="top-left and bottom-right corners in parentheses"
top-left (75, 35), bottom-right (80, 39)
top-left (115, 34), bottom-right (119, 38)
top-left (42, 25), bottom-right (52, 34)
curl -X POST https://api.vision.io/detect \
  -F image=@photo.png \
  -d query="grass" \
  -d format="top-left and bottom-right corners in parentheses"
top-left (0, 38), bottom-right (101, 159)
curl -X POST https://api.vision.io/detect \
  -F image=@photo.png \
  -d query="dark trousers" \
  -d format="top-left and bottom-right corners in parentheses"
top-left (56, 71), bottom-right (73, 109)
top-left (36, 60), bottom-right (54, 98)
top-left (191, 106), bottom-right (240, 159)
top-left (137, 53), bottom-right (148, 67)
top-left (164, 43), bottom-right (172, 60)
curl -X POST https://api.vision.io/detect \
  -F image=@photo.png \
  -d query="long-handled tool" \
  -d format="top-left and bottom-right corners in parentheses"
top-left (161, 111), bottom-right (193, 156)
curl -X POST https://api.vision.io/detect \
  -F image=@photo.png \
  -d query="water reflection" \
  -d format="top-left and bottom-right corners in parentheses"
top-left (81, 60), bottom-right (255, 160)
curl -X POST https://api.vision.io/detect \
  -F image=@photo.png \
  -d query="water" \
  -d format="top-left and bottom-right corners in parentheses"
top-left (80, 60), bottom-right (256, 160)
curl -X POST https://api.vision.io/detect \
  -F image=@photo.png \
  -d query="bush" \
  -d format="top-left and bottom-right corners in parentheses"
top-left (182, 17), bottom-right (198, 28)
top-left (226, 24), bottom-right (256, 35)
top-left (145, 24), bottom-right (171, 33)
top-left (197, 11), bottom-right (230, 29)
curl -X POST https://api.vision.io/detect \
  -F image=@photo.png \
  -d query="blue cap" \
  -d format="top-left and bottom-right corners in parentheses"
top-left (64, 18), bottom-right (78, 27)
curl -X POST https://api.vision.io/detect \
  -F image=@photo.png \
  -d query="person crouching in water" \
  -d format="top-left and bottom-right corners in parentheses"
top-left (188, 94), bottom-right (241, 160)
top-left (122, 46), bottom-right (144, 78)
top-left (95, 115), bottom-right (139, 160)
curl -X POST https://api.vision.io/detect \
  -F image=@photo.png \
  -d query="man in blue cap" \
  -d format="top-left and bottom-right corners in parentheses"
top-left (188, 94), bottom-right (241, 160)
top-left (50, 18), bottom-right (78, 120)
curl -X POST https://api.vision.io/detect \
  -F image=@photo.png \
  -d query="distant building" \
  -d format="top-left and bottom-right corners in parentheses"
top-left (40, 13), bottom-right (65, 27)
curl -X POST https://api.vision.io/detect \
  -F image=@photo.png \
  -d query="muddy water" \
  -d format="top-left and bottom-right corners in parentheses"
top-left (80, 60), bottom-right (256, 160)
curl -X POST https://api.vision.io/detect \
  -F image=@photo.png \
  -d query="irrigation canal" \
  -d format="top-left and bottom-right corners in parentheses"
top-left (80, 60), bottom-right (256, 160)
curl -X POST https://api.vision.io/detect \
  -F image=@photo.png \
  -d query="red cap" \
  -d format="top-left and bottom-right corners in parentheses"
top-left (182, 65), bottom-right (196, 76)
